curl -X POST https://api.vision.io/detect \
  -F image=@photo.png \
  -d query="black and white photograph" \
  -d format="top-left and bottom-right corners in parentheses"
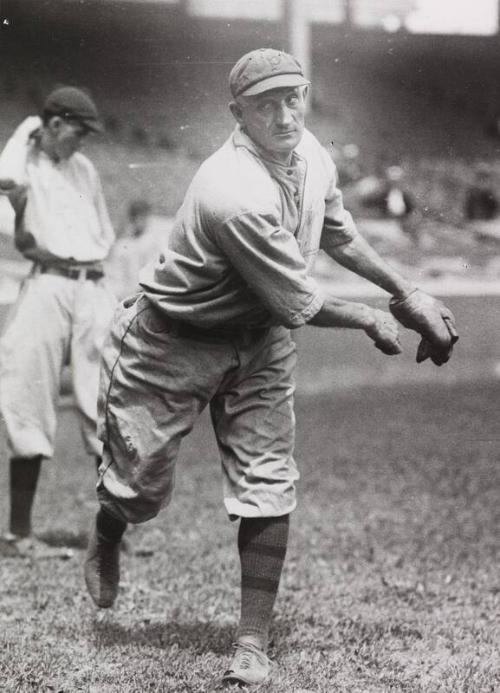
top-left (0, 1), bottom-right (498, 691)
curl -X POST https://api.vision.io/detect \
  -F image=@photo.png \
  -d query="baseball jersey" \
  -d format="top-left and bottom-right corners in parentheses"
top-left (140, 125), bottom-right (359, 329)
top-left (0, 116), bottom-right (115, 262)
top-left (106, 215), bottom-right (174, 299)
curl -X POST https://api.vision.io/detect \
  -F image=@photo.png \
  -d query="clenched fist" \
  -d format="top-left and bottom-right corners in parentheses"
top-left (364, 308), bottom-right (402, 355)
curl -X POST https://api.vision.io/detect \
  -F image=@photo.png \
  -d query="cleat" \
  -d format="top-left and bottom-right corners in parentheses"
top-left (222, 641), bottom-right (272, 687)
top-left (84, 521), bottom-right (121, 608)
top-left (0, 532), bottom-right (74, 559)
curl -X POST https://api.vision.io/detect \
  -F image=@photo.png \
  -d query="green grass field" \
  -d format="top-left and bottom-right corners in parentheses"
top-left (0, 297), bottom-right (500, 692)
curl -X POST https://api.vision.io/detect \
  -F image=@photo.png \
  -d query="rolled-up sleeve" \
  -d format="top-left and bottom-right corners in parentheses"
top-left (320, 155), bottom-right (360, 253)
top-left (0, 116), bottom-right (41, 185)
top-left (214, 211), bottom-right (324, 328)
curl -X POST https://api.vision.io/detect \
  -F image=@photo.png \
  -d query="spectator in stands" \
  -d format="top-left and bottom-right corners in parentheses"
top-left (464, 164), bottom-right (499, 221)
top-left (357, 164), bottom-right (415, 219)
top-left (335, 143), bottom-right (363, 186)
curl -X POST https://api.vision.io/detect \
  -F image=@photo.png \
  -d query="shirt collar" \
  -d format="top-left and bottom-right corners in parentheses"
top-left (232, 124), bottom-right (303, 172)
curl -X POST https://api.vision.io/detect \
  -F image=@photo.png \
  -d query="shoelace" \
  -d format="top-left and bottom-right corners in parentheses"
top-left (232, 641), bottom-right (268, 670)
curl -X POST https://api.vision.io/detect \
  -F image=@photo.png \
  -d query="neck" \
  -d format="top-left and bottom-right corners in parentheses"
top-left (267, 150), bottom-right (294, 166)
top-left (239, 127), bottom-right (295, 166)
top-left (254, 142), bottom-right (294, 167)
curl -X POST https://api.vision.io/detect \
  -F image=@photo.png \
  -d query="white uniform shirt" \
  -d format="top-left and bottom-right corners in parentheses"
top-left (0, 116), bottom-right (115, 262)
top-left (106, 215), bottom-right (174, 299)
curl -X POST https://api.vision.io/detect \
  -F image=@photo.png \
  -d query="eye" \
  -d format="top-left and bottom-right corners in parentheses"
top-left (257, 101), bottom-right (274, 115)
top-left (286, 94), bottom-right (299, 107)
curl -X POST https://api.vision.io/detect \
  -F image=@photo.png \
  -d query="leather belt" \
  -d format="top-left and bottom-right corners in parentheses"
top-left (39, 264), bottom-right (104, 281)
top-left (142, 298), bottom-right (270, 344)
top-left (169, 319), bottom-right (270, 344)
top-left (126, 294), bottom-right (271, 344)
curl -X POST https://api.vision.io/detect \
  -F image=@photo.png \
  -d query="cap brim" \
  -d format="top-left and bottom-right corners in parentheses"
top-left (82, 118), bottom-right (103, 133)
top-left (241, 74), bottom-right (310, 97)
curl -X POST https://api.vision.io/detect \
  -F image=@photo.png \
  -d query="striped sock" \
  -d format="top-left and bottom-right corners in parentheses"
top-left (96, 506), bottom-right (127, 543)
top-left (237, 514), bottom-right (289, 648)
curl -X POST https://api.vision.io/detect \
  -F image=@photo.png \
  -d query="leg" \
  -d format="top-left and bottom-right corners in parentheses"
top-left (222, 514), bottom-right (289, 686)
top-left (211, 327), bottom-right (298, 686)
top-left (237, 514), bottom-right (290, 650)
top-left (9, 455), bottom-right (42, 537)
top-left (0, 276), bottom-right (70, 555)
top-left (84, 498), bottom-right (127, 608)
top-left (71, 279), bottom-right (117, 457)
top-left (85, 296), bottom-right (234, 607)
top-left (0, 274), bottom-right (70, 459)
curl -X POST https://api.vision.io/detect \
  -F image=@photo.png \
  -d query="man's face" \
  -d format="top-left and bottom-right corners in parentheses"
top-left (50, 118), bottom-right (91, 159)
top-left (233, 86), bottom-right (307, 161)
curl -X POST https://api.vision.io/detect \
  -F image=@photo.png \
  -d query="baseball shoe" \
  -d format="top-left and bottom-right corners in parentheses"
top-left (84, 521), bottom-right (121, 608)
top-left (221, 641), bottom-right (272, 688)
top-left (0, 532), bottom-right (74, 559)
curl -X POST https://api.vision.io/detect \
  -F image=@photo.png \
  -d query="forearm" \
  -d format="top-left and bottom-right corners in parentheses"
top-left (308, 290), bottom-right (402, 355)
top-left (308, 294), bottom-right (374, 329)
top-left (12, 200), bottom-right (59, 263)
top-left (20, 246), bottom-right (62, 264)
top-left (325, 233), bottom-right (415, 299)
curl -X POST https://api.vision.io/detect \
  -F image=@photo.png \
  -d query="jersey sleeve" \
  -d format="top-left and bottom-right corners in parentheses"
top-left (0, 116), bottom-right (41, 186)
top-left (214, 210), bottom-right (324, 328)
top-left (319, 150), bottom-right (360, 252)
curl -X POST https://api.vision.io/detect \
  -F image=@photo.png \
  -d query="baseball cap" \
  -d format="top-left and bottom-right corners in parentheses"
top-left (229, 48), bottom-right (310, 99)
top-left (43, 86), bottom-right (103, 133)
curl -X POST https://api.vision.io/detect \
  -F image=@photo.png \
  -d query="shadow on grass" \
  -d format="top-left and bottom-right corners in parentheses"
top-left (90, 615), bottom-right (294, 657)
top-left (91, 618), bottom-right (235, 654)
top-left (37, 529), bottom-right (88, 549)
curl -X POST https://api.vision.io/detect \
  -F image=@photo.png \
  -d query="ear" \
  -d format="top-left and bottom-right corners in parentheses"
top-left (302, 85), bottom-right (310, 101)
top-left (229, 101), bottom-right (244, 125)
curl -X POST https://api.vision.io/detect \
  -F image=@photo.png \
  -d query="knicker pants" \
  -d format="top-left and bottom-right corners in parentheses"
top-left (97, 294), bottom-right (299, 524)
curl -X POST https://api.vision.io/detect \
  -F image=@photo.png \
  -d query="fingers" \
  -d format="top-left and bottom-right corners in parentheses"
top-left (416, 337), bottom-right (455, 366)
top-left (368, 310), bottom-right (402, 355)
top-left (374, 338), bottom-right (402, 355)
top-left (416, 338), bottom-right (430, 363)
top-left (443, 314), bottom-right (459, 343)
top-left (0, 178), bottom-right (17, 194)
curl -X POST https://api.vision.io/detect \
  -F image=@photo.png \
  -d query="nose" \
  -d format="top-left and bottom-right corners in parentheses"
top-left (276, 104), bottom-right (294, 127)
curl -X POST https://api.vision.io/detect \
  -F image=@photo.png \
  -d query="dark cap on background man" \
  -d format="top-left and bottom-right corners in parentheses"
top-left (229, 48), bottom-right (310, 99)
top-left (43, 86), bottom-right (103, 132)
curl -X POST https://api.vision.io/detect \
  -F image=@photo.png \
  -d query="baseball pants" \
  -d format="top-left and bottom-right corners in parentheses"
top-left (97, 294), bottom-right (299, 524)
top-left (0, 270), bottom-right (116, 458)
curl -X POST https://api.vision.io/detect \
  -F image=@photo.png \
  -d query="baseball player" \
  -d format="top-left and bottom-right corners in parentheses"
top-left (106, 198), bottom-right (174, 300)
top-left (0, 87), bottom-right (116, 557)
top-left (84, 49), bottom-right (458, 687)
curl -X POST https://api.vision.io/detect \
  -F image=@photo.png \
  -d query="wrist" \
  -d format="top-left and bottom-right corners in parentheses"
top-left (391, 283), bottom-right (418, 303)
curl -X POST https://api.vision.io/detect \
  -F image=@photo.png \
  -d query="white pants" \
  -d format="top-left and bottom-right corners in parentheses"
top-left (0, 271), bottom-right (116, 458)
